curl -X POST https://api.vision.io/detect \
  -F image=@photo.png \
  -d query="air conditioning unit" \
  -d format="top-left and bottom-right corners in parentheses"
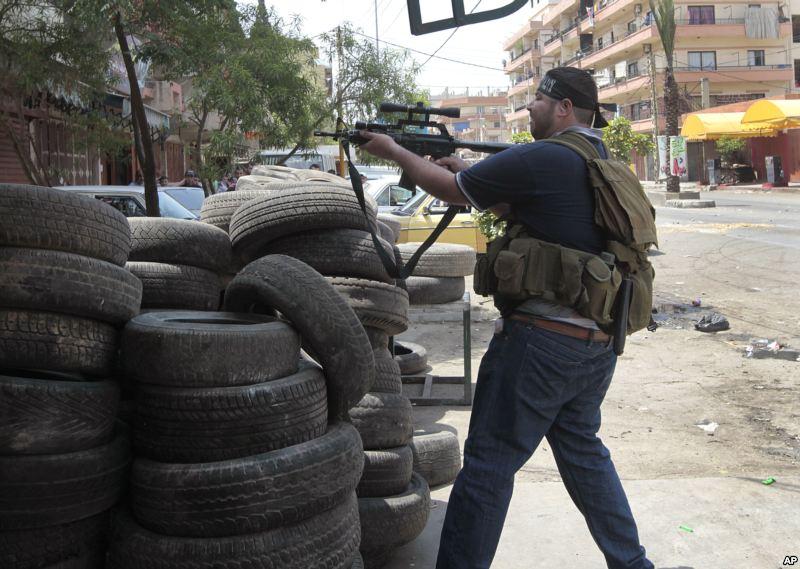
top-left (634, 3), bottom-right (642, 15)
top-left (643, 43), bottom-right (652, 54)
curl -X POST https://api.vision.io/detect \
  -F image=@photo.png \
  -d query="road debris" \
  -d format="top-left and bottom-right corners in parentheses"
top-left (696, 420), bottom-right (719, 435)
top-left (695, 313), bottom-right (730, 332)
top-left (691, 297), bottom-right (702, 307)
top-left (678, 525), bottom-right (694, 533)
top-left (745, 339), bottom-right (800, 361)
top-left (761, 477), bottom-right (776, 485)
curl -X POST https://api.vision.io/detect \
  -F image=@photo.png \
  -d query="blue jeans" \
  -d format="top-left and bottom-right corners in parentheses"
top-left (436, 319), bottom-right (653, 569)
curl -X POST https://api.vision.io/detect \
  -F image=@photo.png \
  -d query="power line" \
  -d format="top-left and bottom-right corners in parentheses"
top-left (419, 0), bottom-right (483, 69)
top-left (350, 30), bottom-right (506, 71)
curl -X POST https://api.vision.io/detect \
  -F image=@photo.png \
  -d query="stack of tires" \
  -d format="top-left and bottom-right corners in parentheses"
top-left (125, 218), bottom-right (232, 311)
top-left (0, 184), bottom-right (139, 569)
top-left (228, 186), bottom-right (431, 569)
top-left (397, 242), bottom-right (476, 305)
top-left (109, 256), bottom-right (370, 568)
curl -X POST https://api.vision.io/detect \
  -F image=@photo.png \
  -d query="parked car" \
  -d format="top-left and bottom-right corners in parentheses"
top-left (160, 186), bottom-right (205, 216)
top-left (55, 186), bottom-right (197, 220)
top-left (364, 176), bottom-right (419, 212)
top-left (385, 190), bottom-right (486, 253)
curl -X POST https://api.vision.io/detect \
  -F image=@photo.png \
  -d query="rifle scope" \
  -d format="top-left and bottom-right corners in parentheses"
top-left (379, 101), bottom-right (461, 119)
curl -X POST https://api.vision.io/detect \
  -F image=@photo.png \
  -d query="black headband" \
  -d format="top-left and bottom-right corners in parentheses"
top-left (536, 74), bottom-right (597, 111)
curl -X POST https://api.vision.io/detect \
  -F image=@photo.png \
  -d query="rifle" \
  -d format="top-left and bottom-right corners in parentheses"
top-left (314, 101), bottom-right (512, 191)
top-left (313, 102), bottom-right (513, 281)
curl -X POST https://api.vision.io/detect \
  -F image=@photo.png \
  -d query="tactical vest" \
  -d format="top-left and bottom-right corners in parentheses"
top-left (473, 131), bottom-right (658, 335)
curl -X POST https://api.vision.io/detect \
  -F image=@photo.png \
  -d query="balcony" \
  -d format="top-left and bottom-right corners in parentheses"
top-left (673, 64), bottom-right (792, 84)
top-left (506, 106), bottom-right (531, 124)
top-left (508, 75), bottom-right (539, 97)
top-left (503, 19), bottom-right (544, 51)
top-left (597, 72), bottom-right (649, 100)
top-left (542, 34), bottom-right (562, 56)
top-left (504, 47), bottom-right (541, 73)
top-left (543, 0), bottom-right (579, 26)
top-left (577, 23), bottom-right (656, 69)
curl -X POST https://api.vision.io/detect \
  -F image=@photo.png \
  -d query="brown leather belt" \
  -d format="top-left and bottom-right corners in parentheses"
top-left (508, 313), bottom-right (611, 343)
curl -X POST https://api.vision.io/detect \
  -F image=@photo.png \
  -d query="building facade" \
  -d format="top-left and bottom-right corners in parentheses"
top-left (504, 0), bottom-right (795, 177)
top-left (432, 91), bottom-right (510, 152)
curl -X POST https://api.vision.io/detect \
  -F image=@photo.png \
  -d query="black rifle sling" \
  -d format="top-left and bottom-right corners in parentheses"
top-left (342, 141), bottom-right (460, 280)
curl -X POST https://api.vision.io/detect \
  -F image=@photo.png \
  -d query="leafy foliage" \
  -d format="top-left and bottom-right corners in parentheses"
top-left (714, 136), bottom-right (745, 165)
top-left (0, 1), bottom-right (124, 185)
top-left (510, 131), bottom-right (533, 144)
top-left (473, 210), bottom-right (506, 240)
top-left (602, 117), bottom-right (654, 162)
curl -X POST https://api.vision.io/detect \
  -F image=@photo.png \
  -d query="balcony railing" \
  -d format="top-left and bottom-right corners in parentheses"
top-left (565, 49), bottom-right (594, 66)
top-left (673, 64), bottom-right (791, 72)
top-left (544, 34), bottom-right (560, 46)
top-left (509, 47), bottom-right (532, 62)
top-left (561, 21), bottom-right (579, 35)
top-left (674, 18), bottom-right (746, 25)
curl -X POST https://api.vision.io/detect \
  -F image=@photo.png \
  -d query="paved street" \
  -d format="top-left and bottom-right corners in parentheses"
top-left (390, 189), bottom-right (800, 569)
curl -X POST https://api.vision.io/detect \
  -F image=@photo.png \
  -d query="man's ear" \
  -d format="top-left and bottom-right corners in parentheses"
top-left (559, 98), bottom-right (574, 118)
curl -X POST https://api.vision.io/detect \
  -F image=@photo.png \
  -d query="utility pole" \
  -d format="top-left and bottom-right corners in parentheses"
top-left (374, 0), bottom-right (379, 57)
top-left (336, 26), bottom-right (346, 177)
top-left (648, 48), bottom-right (660, 140)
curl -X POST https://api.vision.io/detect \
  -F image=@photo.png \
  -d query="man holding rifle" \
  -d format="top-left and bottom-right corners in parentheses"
top-left (360, 67), bottom-right (655, 569)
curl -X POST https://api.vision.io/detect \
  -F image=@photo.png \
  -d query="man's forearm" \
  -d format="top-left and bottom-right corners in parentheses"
top-left (387, 146), bottom-right (468, 206)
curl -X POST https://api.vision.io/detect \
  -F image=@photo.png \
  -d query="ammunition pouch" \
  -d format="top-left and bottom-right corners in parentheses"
top-left (474, 232), bottom-right (622, 330)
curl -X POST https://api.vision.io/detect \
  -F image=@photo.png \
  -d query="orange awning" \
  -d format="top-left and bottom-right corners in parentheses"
top-left (741, 99), bottom-right (800, 129)
top-left (681, 112), bottom-right (776, 141)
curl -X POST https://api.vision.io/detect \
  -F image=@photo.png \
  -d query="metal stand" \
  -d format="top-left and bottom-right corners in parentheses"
top-left (397, 292), bottom-right (473, 406)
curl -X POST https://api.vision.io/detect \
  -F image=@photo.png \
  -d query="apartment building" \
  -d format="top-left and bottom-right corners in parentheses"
top-left (432, 91), bottom-right (510, 149)
top-left (504, 0), bottom-right (794, 176)
top-left (503, 0), bottom-right (561, 135)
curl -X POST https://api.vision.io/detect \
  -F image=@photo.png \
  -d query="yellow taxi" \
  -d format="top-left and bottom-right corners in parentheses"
top-left (385, 190), bottom-right (487, 253)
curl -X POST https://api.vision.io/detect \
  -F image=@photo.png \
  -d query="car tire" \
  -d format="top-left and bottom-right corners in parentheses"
top-left (265, 229), bottom-right (395, 284)
top-left (357, 445), bottom-right (413, 498)
top-left (329, 277), bottom-right (409, 335)
top-left (108, 493), bottom-right (361, 569)
top-left (376, 214), bottom-right (401, 243)
top-left (0, 511), bottom-right (110, 569)
top-left (224, 255), bottom-right (374, 420)
top-left (376, 220), bottom-right (394, 243)
top-left (358, 473), bottom-right (431, 560)
top-left (131, 422), bottom-right (363, 537)
top-left (406, 276), bottom-right (465, 305)
top-left (133, 361), bottom-right (328, 463)
top-left (230, 185), bottom-right (377, 263)
top-left (0, 184), bottom-right (131, 266)
top-left (350, 392), bottom-right (413, 450)
top-left (0, 309), bottom-right (118, 377)
top-left (199, 190), bottom-right (274, 232)
top-left (0, 371), bottom-right (119, 455)
top-left (128, 218), bottom-right (232, 272)
top-left (396, 242), bottom-right (476, 277)
top-left (0, 428), bottom-right (130, 530)
top-left (372, 347), bottom-right (402, 394)
top-left (411, 431), bottom-right (461, 488)
top-left (122, 311), bottom-right (300, 387)
top-left (125, 262), bottom-right (221, 311)
top-left (393, 341), bottom-right (428, 375)
top-left (0, 248), bottom-right (142, 324)
top-left (364, 326), bottom-right (388, 350)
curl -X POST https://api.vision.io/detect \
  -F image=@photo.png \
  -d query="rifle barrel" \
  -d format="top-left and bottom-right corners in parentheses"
top-left (453, 140), bottom-right (513, 154)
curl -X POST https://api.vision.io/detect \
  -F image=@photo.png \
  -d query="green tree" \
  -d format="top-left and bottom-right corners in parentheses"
top-left (602, 117), bottom-right (654, 163)
top-left (650, 0), bottom-right (680, 193)
top-left (714, 136), bottom-right (745, 165)
top-left (317, 23), bottom-right (427, 170)
top-left (0, 1), bottom-right (124, 186)
top-left (510, 131), bottom-right (533, 144)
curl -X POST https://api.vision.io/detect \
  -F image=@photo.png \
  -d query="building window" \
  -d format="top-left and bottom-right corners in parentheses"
top-left (687, 5), bottom-right (715, 24)
top-left (476, 106), bottom-right (485, 114)
top-left (795, 59), bottom-right (800, 87)
top-left (793, 15), bottom-right (800, 42)
top-left (748, 50), bottom-right (765, 66)
top-left (628, 61), bottom-right (640, 76)
top-left (688, 51), bottom-right (716, 70)
top-left (627, 20), bottom-right (637, 34)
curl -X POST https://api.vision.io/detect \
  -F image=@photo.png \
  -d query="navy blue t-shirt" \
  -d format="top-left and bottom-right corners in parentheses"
top-left (457, 134), bottom-right (606, 254)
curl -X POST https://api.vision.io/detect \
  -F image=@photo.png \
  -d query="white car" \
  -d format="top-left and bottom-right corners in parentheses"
top-left (56, 186), bottom-right (197, 220)
top-left (364, 175), bottom-right (420, 212)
